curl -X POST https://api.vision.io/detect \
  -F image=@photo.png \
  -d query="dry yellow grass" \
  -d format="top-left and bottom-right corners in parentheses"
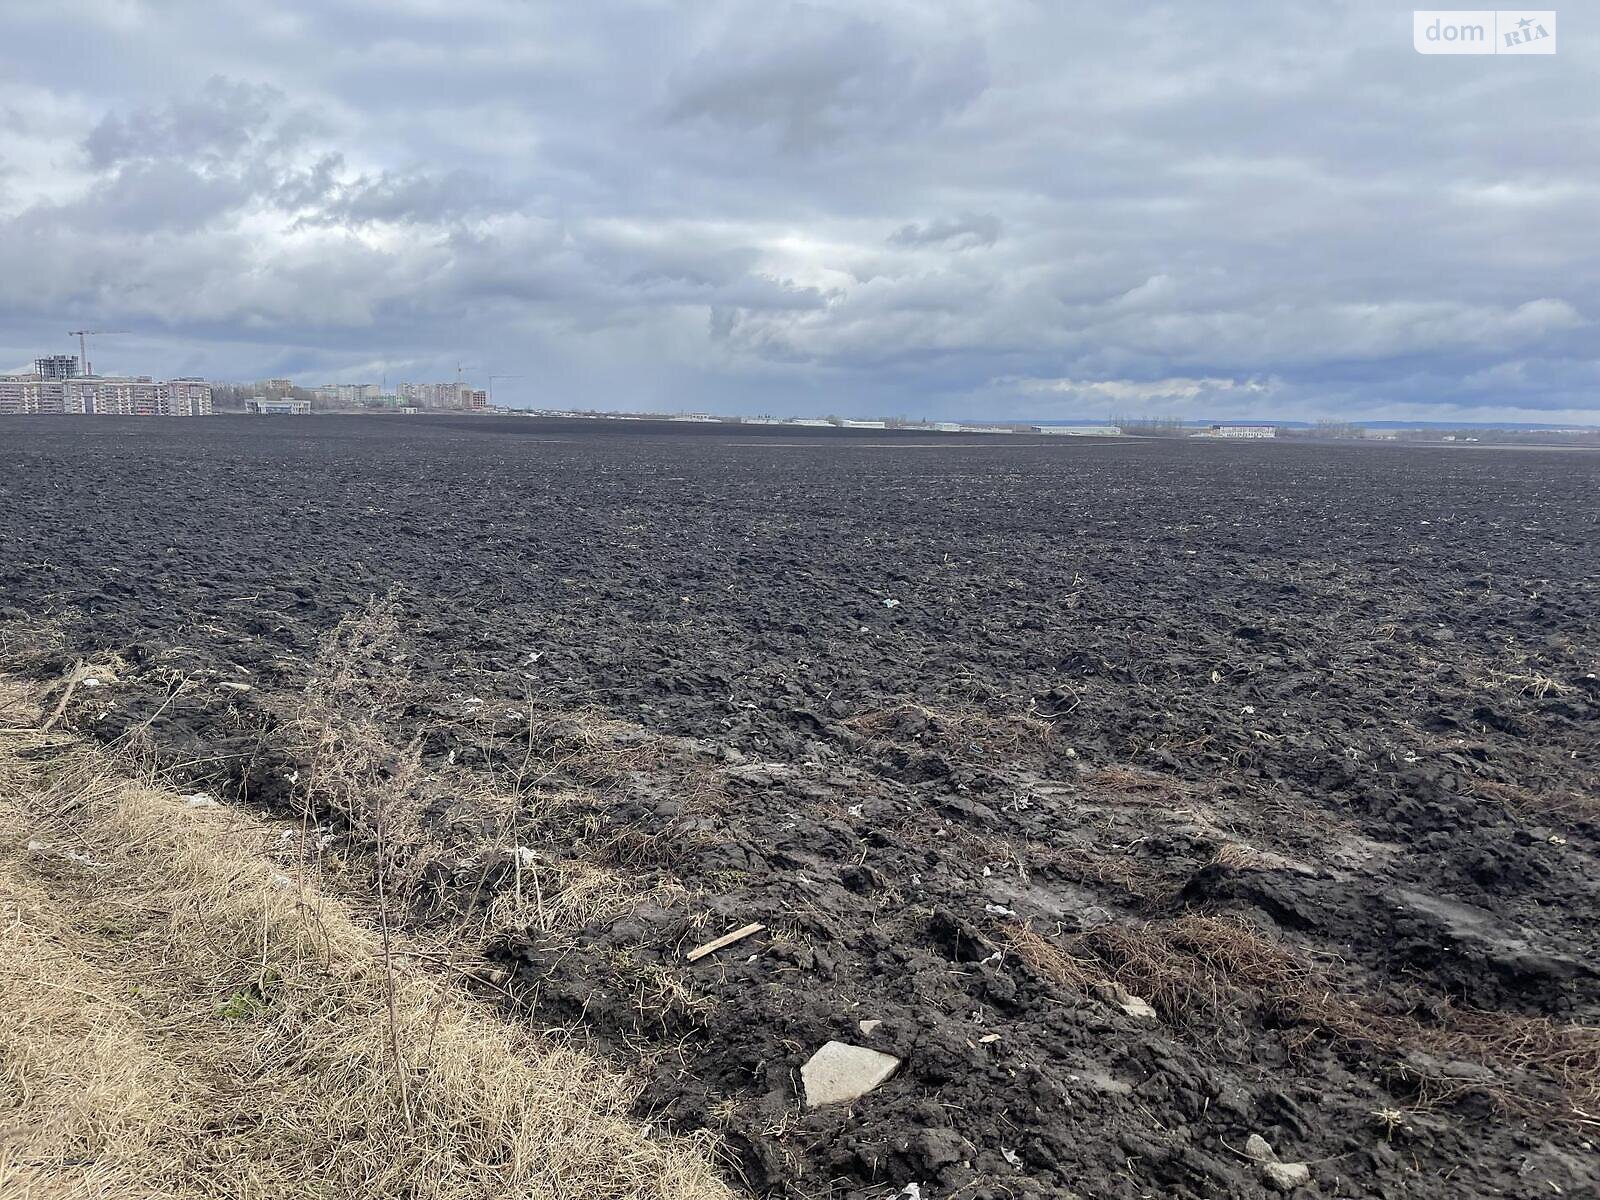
top-left (0, 682), bottom-right (734, 1200)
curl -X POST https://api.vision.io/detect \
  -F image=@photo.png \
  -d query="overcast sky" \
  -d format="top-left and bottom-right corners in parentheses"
top-left (1, 1), bottom-right (1595, 422)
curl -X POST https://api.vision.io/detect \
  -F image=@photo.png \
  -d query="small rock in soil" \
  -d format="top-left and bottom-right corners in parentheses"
top-left (801, 1040), bottom-right (901, 1108)
top-left (1262, 1160), bottom-right (1313, 1191)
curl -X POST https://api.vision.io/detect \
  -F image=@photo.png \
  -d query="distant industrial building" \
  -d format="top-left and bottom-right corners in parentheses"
top-left (1199, 424), bottom-right (1278, 439)
top-left (1031, 425), bottom-right (1122, 436)
top-left (0, 372), bottom-right (212, 417)
top-left (840, 419), bottom-right (887, 429)
top-left (246, 396), bottom-right (312, 415)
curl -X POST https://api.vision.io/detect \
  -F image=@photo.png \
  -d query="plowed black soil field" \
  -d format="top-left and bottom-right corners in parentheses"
top-left (3, 415), bottom-right (1598, 1199)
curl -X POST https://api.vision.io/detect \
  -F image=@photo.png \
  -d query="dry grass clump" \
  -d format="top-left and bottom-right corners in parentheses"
top-left (286, 597), bottom-right (439, 875)
top-left (1031, 842), bottom-right (1162, 902)
top-left (1081, 764), bottom-right (1209, 805)
top-left (0, 685), bottom-right (732, 1200)
top-left (0, 614), bottom-right (71, 677)
top-left (513, 708), bottom-right (677, 789)
top-left (1464, 777), bottom-right (1600, 828)
top-left (1477, 668), bottom-right (1575, 700)
top-left (280, 599), bottom-right (692, 972)
top-left (1208, 842), bottom-right (1314, 875)
top-left (1210, 842), bottom-right (1269, 871)
top-left (471, 849), bottom-right (676, 945)
top-left (1006, 915), bottom-right (1314, 1028)
top-left (1004, 915), bottom-right (1600, 1117)
top-left (844, 700), bottom-right (1054, 758)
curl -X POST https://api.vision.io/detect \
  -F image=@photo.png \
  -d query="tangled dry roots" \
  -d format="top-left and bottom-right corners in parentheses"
top-left (0, 685), bottom-right (732, 1200)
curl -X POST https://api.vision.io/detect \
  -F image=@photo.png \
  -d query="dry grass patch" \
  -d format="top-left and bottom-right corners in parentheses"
top-left (1476, 669), bottom-right (1576, 701)
top-left (515, 707), bottom-right (680, 788)
top-left (1004, 915), bottom-right (1600, 1119)
top-left (0, 684), bottom-right (732, 1200)
top-left (471, 850), bottom-right (682, 946)
top-left (844, 700), bottom-right (1054, 758)
top-left (1464, 777), bottom-right (1600, 828)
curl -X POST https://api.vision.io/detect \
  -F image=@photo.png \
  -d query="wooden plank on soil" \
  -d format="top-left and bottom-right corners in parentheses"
top-left (684, 922), bottom-right (766, 962)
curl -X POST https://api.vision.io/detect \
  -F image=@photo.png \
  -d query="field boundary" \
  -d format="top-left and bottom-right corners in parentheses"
top-left (0, 677), bottom-right (732, 1200)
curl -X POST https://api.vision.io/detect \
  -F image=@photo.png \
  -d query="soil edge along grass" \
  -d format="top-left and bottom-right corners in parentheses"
top-left (0, 679), bottom-right (734, 1200)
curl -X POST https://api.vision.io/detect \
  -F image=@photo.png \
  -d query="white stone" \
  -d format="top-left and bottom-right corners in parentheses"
top-left (1244, 1133), bottom-right (1275, 1161)
top-left (801, 1041), bottom-right (901, 1108)
top-left (1262, 1161), bottom-right (1311, 1191)
top-left (1113, 986), bottom-right (1158, 1020)
top-left (858, 1019), bottom-right (883, 1036)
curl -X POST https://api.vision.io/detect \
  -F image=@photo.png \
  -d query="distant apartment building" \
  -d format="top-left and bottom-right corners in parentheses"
top-left (0, 373), bottom-right (212, 417)
top-left (310, 382), bottom-right (380, 406)
top-left (0, 376), bottom-right (74, 414)
top-left (34, 354), bottom-right (80, 380)
top-left (262, 377), bottom-right (294, 395)
top-left (340, 382), bottom-right (380, 405)
top-left (162, 378), bottom-right (214, 416)
top-left (394, 381), bottom-right (486, 410)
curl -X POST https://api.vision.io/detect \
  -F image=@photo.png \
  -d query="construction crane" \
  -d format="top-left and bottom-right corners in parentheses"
top-left (488, 374), bottom-right (523, 408)
top-left (66, 330), bottom-right (128, 377)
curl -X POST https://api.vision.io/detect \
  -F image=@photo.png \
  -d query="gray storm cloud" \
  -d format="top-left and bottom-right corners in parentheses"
top-left (0, 0), bottom-right (1594, 423)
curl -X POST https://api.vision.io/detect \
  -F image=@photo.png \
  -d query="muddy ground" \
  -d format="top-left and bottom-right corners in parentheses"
top-left (2, 415), bottom-right (1597, 1199)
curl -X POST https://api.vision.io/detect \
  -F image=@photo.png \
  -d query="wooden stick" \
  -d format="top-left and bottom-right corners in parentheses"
top-left (40, 660), bottom-right (86, 733)
top-left (685, 922), bottom-right (766, 963)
